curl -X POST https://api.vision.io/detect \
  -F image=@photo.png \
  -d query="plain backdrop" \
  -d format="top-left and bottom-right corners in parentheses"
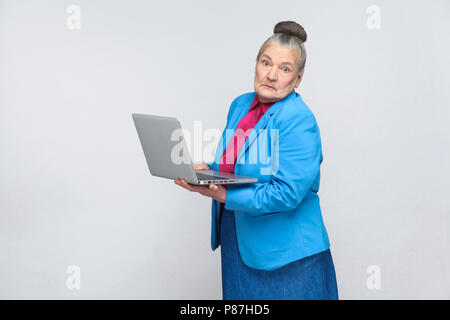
top-left (0, 0), bottom-right (449, 299)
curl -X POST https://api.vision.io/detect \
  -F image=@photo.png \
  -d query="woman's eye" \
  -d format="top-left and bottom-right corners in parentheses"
top-left (282, 66), bottom-right (290, 72)
top-left (263, 60), bottom-right (269, 66)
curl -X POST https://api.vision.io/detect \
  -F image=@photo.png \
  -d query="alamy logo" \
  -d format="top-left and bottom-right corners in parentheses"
top-left (169, 124), bottom-right (280, 175)
top-left (66, 5), bottom-right (81, 30)
top-left (66, 265), bottom-right (81, 290)
top-left (366, 265), bottom-right (381, 290)
top-left (366, 5), bottom-right (381, 30)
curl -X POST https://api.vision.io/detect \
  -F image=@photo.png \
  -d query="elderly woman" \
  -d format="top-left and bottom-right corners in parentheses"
top-left (175, 21), bottom-right (338, 300)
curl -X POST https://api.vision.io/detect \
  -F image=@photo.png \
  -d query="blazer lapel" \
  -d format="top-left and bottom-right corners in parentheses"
top-left (236, 91), bottom-right (299, 164)
top-left (214, 91), bottom-right (297, 169)
top-left (213, 104), bottom-right (251, 165)
top-left (235, 112), bottom-right (270, 163)
top-left (235, 101), bottom-right (284, 164)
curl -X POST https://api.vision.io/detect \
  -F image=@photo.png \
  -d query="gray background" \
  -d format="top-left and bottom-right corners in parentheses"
top-left (0, 0), bottom-right (449, 299)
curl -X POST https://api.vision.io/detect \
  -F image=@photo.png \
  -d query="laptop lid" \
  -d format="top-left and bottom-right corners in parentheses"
top-left (132, 113), bottom-right (199, 184)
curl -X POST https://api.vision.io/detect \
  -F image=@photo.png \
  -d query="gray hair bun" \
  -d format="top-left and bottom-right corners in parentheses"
top-left (273, 21), bottom-right (307, 43)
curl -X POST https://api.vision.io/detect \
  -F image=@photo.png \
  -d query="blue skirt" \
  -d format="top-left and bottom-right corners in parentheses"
top-left (220, 208), bottom-right (339, 300)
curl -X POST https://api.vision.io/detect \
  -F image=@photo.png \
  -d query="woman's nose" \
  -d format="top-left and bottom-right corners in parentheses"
top-left (267, 66), bottom-right (278, 81)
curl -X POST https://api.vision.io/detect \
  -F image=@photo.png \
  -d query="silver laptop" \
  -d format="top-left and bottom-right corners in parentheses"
top-left (132, 113), bottom-right (258, 185)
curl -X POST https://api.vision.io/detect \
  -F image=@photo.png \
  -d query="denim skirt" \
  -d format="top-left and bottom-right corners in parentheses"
top-left (220, 208), bottom-right (339, 300)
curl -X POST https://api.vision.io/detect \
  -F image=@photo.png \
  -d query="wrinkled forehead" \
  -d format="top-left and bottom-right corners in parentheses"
top-left (260, 43), bottom-right (300, 65)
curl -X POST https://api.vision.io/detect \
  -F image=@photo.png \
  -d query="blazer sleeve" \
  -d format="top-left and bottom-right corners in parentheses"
top-left (224, 111), bottom-right (322, 217)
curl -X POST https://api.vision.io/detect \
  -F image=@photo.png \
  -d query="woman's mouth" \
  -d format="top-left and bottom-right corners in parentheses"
top-left (262, 84), bottom-right (276, 90)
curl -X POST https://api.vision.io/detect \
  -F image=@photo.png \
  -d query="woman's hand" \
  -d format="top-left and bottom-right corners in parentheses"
top-left (173, 162), bottom-right (227, 203)
top-left (174, 178), bottom-right (227, 203)
top-left (193, 162), bottom-right (210, 171)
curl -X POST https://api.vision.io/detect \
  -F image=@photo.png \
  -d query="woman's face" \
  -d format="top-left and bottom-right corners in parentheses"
top-left (254, 43), bottom-right (303, 103)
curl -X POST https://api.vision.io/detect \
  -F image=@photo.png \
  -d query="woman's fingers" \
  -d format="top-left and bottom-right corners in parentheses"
top-left (209, 184), bottom-right (218, 191)
top-left (193, 162), bottom-right (210, 171)
top-left (174, 179), bottom-right (226, 203)
top-left (174, 178), bottom-right (206, 192)
top-left (174, 178), bottom-right (194, 191)
top-left (175, 179), bottom-right (218, 193)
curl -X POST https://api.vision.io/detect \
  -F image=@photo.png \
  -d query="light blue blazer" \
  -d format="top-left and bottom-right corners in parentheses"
top-left (207, 90), bottom-right (330, 271)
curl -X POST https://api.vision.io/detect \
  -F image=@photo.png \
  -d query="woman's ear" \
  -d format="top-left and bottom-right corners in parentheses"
top-left (295, 70), bottom-right (304, 88)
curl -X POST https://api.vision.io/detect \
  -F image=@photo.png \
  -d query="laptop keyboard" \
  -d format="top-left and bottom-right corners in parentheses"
top-left (196, 172), bottom-right (231, 181)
